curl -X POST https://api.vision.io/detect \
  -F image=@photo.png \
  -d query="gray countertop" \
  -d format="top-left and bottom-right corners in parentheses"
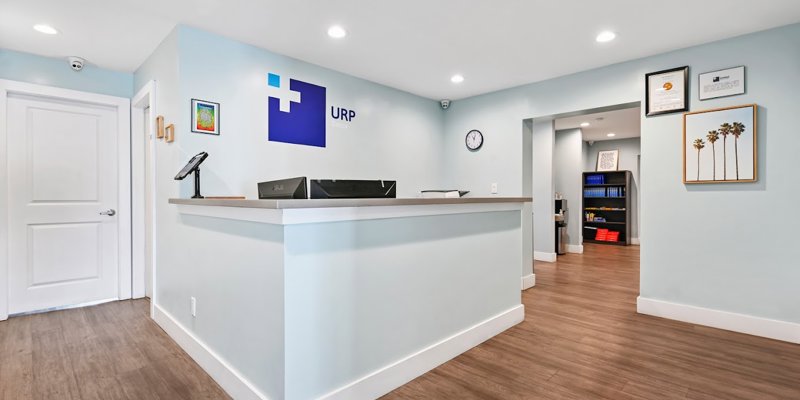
top-left (169, 197), bottom-right (532, 210)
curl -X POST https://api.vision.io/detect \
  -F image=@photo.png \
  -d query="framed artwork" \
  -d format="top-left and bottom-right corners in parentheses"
top-left (191, 99), bottom-right (220, 135)
top-left (699, 66), bottom-right (745, 100)
top-left (156, 115), bottom-right (165, 139)
top-left (165, 124), bottom-right (175, 143)
top-left (683, 104), bottom-right (757, 184)
top-left (646, 66), bottom-right (689, 117)
top-left (596, 150), bottom-right (620, 172)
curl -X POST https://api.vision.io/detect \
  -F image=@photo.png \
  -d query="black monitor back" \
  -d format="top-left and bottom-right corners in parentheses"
top-left (310, 179), bottom-right (396, 199)
top-left (258, 177), bottom-right (308, 199)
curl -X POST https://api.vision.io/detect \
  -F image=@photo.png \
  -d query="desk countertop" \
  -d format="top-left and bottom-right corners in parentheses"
top-left (169, 197), bottom-right (531, 209)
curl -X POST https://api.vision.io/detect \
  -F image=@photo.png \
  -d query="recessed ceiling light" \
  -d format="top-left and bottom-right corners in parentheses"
top-left (596, 31), bottom-right (616, 43)
top-left (580, 122), bottom-right (590, 127)
top-left (450, 74), bottom-right (465, 84)
top-left (607, 133), bottom-right (616, 137)
top-left (33, 24), bottom-right (58, 35)
top-left (327, 25), bottom-right (347, 39)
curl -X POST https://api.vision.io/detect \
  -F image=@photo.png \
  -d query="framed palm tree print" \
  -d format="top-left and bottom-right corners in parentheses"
top-left (683, 104), bottom-right (757, 184)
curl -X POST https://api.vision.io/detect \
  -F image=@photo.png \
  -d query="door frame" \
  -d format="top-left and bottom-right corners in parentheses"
top-left (0, 79), bottom-right (132, 321)
top-left (131, 81), bottom-right (157, 315)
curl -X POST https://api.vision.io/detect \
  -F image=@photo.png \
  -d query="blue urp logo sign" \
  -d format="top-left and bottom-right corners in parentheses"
top-left (266, 72), bottom-right (357, 148)
top-left (267, 73), bottom-right (327, 147)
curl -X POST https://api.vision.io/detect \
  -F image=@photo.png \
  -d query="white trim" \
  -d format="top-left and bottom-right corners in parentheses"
top-left (566, 244), bottom-right (584, 254)
top-left (0, 79), bottom-right (131, 320)
top-left (631, 237), bottom-right (640, 245)
top-left (637, 297), bottom-right (800, 344)
top-left (131, 81), bottom-right (157, 308)
top-left (521, 274), bottom-right (536, 290)
top-left (175, 202), bottom-right (524, 226)
top-left (319, 305), bottom-right (524, 400)
top-left (10, 297), bottom-right (117, 317)
top-left (533, 251), bottom-right (557, 263)
top-left (153, 305), bottom-right (269, 400)
top-left (0, 85), bottom-right (8, 321)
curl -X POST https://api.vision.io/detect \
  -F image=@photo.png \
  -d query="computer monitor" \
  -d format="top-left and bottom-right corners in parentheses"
top-left (309, 179), bottom-right (397, 199)
top-left (258, 177), bottom-right (308, 199)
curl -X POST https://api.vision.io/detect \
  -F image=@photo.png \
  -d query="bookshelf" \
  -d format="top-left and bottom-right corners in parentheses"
top-left (582, 170), bottom-right (631, 246)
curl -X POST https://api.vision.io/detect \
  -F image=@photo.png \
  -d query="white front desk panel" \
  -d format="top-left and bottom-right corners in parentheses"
top-left (163, 198), bottom-right (528, 400)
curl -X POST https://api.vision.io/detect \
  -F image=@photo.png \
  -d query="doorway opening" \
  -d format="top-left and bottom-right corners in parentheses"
top-left (554, 105), bottom-right (641, 251)
top-left (525, 101), bottom-right (641, 294)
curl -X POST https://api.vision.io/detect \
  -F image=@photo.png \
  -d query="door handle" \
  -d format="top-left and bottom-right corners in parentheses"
top-left (100, 209), bottom-right (116, 216)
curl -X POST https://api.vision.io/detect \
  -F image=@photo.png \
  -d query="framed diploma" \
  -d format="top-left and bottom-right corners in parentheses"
top-left (645, 66), bottom-right (689, 117)
top-left (699, 66), bottom-right (745, 100)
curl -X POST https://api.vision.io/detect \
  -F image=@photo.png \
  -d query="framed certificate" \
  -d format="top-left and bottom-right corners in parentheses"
top-left (645, 66), bottom-right (689, 117)
top-left (596, 150), bottom-right (620, 172)
top-left (699, 66), bottom-right (745, 100)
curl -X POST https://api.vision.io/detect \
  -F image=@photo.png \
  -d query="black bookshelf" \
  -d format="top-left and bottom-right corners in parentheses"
top-left (582, 170), bottom-right (632, 246)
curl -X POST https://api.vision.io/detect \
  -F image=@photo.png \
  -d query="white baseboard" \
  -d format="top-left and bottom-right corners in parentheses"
top-left (566, 244), bottom-right (583, 254)
top-left (319, 304), bottom-right (525, 400)
top-left (521, 274), bottom-right (536, 290)
top-left (533, 251), bottom-right (557, 263)
top-left (153, 305), bottom-right (269, 400)
top-left (637, 297), bottom-right (800, 344)
top-left (631, 237), bottom-right (640, 245)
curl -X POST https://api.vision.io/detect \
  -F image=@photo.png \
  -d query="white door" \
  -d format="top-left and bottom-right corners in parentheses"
top-left (7, 94), bottom-right (120, 314)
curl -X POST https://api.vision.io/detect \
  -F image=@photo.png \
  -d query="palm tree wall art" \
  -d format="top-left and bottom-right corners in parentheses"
top-left (718, 122), bottom-right (732, 180)
top-left (706, 130), bottom-right (719, 180)
top-left (683, 105), bottom-right (757, 184)
top-left (693, 138), bottom-right (705, 181)
top-left (731, 122), bottom-right (746, 180)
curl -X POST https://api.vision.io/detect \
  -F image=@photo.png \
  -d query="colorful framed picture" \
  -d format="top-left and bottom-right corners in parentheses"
top-left (683, 104), bottom-right (757, 184)
top-left (191, 99), bottom-right (220, 135)
top-left (645, 66), bottom-right (689, 117)
top-left (596, 150), bottom-right (620, 172)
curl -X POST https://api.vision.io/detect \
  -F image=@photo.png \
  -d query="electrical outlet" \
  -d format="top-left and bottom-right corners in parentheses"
top-left (491, 183), bottom-right (498, 194)
top-left (190, 297), bottom-right (197, 317)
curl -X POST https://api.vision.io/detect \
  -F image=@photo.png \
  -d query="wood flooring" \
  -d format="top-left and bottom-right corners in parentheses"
top-left (0, 299), bottom-right (230, 400)
top-left (1, 244), bottom-right (798, 399)
top-left (383, 244), bottom-right (800, 400)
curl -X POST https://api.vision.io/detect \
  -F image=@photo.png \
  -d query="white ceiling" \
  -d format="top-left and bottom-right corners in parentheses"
top-left (2, 1), bottom-right (800, 100)
top-left (556, 107), bottom-right (641, 142)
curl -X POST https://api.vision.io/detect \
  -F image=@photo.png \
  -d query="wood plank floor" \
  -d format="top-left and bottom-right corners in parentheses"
top-left (0, 299), bottom-right (230, 400)
top-left (1, 244), bottom-right (798, 399)
top-left (383, 244), bottom-right (800, 400)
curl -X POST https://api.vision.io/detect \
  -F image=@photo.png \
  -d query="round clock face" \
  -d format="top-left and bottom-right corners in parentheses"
top-left (465, 129), bottom-right (483, 151)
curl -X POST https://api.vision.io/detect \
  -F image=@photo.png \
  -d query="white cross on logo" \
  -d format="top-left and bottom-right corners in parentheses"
top-left (267, 78), bottom-right (301, 113)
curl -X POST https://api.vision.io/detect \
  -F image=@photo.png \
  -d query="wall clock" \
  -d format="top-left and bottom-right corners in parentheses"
top-left (465, 129), bottom-right (483, 151)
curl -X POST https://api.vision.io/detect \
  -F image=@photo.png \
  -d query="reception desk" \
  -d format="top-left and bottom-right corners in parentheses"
top-left (161, 197), bottom-right (530, 400)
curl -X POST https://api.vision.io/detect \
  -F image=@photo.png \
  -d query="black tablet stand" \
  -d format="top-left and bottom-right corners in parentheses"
top-left (192, 168), bottom-right (203, 199)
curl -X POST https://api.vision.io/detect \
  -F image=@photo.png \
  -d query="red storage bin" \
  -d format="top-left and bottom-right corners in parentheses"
top-left (606, 231), bottom-right (620, 242)
top-left (595, 228), bottom-right (609, 241)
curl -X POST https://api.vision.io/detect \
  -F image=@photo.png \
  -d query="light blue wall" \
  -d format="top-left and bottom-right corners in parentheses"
top-left (554, 129), bottom-right (583, 246)
top-left (135, 25), bottom-right (449, 399)
top-left (444, 23), bottom-right (800, 325)
top-left (175, 26), bottom-right (445, 200)
top-left (0, 48), bottom-right (133, 97)
top-left (531, 120), bottom-right (555, 256)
